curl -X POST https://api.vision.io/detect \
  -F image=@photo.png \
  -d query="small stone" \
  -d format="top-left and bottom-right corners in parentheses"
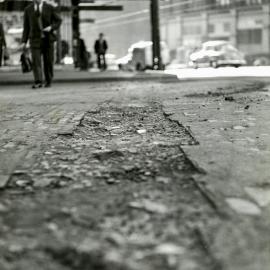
top-left (90, 118), bottom-right (102, 124)
top-left (105, 232), bottom-right (126, 246)
top-left (154, 243), bottom-right (185, 255)
top-left (41, 161), bottom-right (50, 170)
top-left (0, 175), bottom-right (10, 188)
top-left (57, 128), bottom-right (74, 136)
top-left (233, 126), bottom-right (246, 130)
top-left (245, 187), bottom-right (270, 207)
top-left (0, 203), bottom-right (8, 213)
top-left (183, 112), bottom-right (196, 116)
top-left (8, 244), bottom-right (24, 253)
top-left (106, 126), bottom-right (121, 131)
top-left (4, 142), bottom-right (16, 149)
top-left (137, 129), bottom-right (147, 134)
top-left (33, 177), bottom-right (54, 188)
top-left (156, 176), bottom-right (171, 184)
top-left (129, 200), bottom-right (169, 214)
top-left (15, 179), bottom-right (32, 187)
top-left (226, 198), bottom-right (261, 216)
top-left (47, 222), bottom-right (59, 232)
top-left (224, 96), bottom-right (235, 101)
top-left (81, 179), bottom-right (92, 187)
top-left (106, 178), bottom-right (116, 184)
top-left (244, 105), bottom-right (250, 110)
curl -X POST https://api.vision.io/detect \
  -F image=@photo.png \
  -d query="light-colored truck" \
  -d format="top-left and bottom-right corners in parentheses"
top-left (117, 41), bottom-right (170, 71)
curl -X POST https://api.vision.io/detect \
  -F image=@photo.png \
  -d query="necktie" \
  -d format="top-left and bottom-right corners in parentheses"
top-left (35, 4), bottom-right (44, 37)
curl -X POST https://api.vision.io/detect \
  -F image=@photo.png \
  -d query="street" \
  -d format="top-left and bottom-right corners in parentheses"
top-left (0, 75), bottom-right (270, 270)
top-left (166, 65), bottom-right (270, 80)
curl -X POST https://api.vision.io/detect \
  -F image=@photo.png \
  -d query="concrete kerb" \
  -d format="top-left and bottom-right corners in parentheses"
top-left (0, 69), bottom-right (179, 86)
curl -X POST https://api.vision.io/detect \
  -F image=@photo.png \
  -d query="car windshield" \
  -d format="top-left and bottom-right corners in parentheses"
top-left (204, 45), bottom-right (223, 51)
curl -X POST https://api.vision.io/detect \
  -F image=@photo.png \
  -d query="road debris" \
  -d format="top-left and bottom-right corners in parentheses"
top-left (137, 129), bottom-right (147, 134)
top-left (129, 199), bottom-right (169, 214)
top-left (224, 96), bottom-right (235, 101)
top-left (233, 126), bottom-right (246, 130)
top-left (245, 187), bottom-right (270, 207)
top-left (226, 197), bottom-right (261, 216)
top-left (154, 243), bottom-right (185, 255)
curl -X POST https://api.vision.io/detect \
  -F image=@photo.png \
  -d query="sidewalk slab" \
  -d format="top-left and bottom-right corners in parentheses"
top-left (163, 81), bottom-right (270, 270)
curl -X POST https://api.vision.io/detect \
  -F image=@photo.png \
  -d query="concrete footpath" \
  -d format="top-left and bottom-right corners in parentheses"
top-left (163, 81), bottom-right (270, 270)
top-left (0, 66), bottom-right (177, 85)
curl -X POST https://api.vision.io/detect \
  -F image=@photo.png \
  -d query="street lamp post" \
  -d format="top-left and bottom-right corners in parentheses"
top-left (150, 0), bottom-right (163, 70)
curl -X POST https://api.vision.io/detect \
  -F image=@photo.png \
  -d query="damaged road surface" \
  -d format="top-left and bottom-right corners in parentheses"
top-left (1, 103), bottom-right (219, 270)
top-left (1, 79), bottom-right (270, 270)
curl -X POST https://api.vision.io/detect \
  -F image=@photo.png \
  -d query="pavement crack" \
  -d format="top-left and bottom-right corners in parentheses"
top-left (194, 226), bottom-right (224, 270)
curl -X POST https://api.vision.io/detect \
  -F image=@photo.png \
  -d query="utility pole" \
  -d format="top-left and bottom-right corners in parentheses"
top-left (150, 0), bottom-right (163, 70)
top-left (55, 0), bottom-right (62, 64)
top-left (71, 0), bottom-right (80, 68)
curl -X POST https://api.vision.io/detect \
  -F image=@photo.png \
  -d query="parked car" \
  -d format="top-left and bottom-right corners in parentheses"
top-left (189, 40), bottom-right (246, 68)
top-left (117, 41), bottom-right (170, 71)
top-left (245, 53), bottom-right (270, 66)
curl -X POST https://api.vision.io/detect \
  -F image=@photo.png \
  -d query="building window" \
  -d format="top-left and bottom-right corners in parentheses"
top-left (237, 29), bottom-right (262, 45)
top-left (183, 25), bottom-right (201, 35)
top-left (208, 24), bottom-right (215, 33)
top-left (223, 22), bottom-right (231, 32)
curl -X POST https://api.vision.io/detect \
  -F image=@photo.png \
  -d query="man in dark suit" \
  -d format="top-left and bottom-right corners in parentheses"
top-left (22, 0), bottom-right (61, 88)
top-left (94, 33), bottom-right (108, 70)
top-left (0, 22), bottom-right (6, 67)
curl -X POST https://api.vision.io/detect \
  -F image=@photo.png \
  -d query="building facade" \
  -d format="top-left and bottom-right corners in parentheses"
top-left (1, 0), bottom-right (269, 64)
top-left (160, 0), bottom-right (270, 62)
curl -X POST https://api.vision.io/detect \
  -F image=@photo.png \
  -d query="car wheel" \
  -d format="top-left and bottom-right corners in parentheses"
top-left (234, 65), bottom-right (240, 68)
top-left (210, 61), bottom-right (218, 68)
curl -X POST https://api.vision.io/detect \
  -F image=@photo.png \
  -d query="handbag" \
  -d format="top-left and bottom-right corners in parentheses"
top-left (20, 52), bottom-right (32, 73)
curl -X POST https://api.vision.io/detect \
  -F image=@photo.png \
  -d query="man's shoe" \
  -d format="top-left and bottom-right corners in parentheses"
top-left (32, 83), bottom-right (42, 89)
top-left (44, 83), bottom-right (51, 88)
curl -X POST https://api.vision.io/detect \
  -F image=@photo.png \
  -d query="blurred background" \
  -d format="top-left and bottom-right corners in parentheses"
top-left (0, 0), bottom-right (269, 70)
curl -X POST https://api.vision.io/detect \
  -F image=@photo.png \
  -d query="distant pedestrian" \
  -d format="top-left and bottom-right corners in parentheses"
top-left (78, 37), bottom-right (89, 70)
top-left (0, 22), bottom-right (7, 67)
top-left (94, 33), bottom-right (108, 70)
top-left (21, 0), bottom-right (62, 89)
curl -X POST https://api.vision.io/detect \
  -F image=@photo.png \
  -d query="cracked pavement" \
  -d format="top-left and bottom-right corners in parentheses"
top-left (0, 79), bottom-right (270, 270)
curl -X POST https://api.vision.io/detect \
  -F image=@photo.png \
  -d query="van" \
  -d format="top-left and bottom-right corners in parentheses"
top-left (118, 41), bottom-right (170, 71)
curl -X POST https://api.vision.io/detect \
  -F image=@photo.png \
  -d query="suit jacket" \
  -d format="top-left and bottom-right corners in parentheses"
top-left (94, 39), bottom-right (108, 54)
top-left (0, 23), bottom-right (6, 47)
top-left (22, 2), bottom-right (61, 48)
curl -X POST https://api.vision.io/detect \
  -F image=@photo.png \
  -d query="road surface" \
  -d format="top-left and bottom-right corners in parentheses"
top-left (0, 77), bottom-right (270, 270)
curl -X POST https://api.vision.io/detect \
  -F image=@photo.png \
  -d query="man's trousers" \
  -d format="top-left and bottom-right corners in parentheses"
top-left (31, 38), bottom-right (54, 84)
top-left (0, 46), bottom-right (3, 67)
top-left (97, 53), bottom-right (106, 70)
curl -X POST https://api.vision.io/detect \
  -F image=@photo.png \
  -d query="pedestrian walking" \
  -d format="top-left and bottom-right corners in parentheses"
top-left (21, 0), bottom-right (62, 88)
top-left (78, 36), bottom-right (89, 71)
top-left (0, 22), bottom-right (7, 67)
top-left (94, 33), bottom-right (108, 70)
